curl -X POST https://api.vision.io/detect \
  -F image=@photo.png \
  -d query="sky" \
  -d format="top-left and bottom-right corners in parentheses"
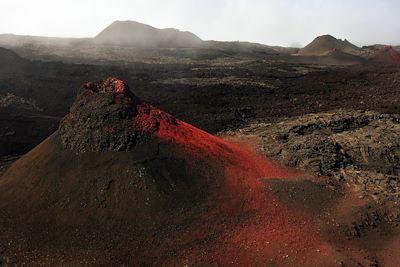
top-left (0, 0), bottom-right (399, 47)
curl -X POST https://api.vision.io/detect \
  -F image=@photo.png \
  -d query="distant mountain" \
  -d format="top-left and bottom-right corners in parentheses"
top-left (369, 46), bottom-right (400, 64)
top-left (0, 33), bottom-right (89, 48)
top-left (298, 35), bottom-right (361, 56)
top-left (3, 26), bottom-right (391, 64)
top-left (94, 20), bottom-right (202, 48)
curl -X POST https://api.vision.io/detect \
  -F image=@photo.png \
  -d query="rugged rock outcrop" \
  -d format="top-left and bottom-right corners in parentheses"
top-left (0, 93), bottom-right (42, 111)
top-left (227, 110), bottom-right (400, 202)
top-left (60, 77), bottom-right (139, 152)
top-left (59, 77), bottom-right (181, 153)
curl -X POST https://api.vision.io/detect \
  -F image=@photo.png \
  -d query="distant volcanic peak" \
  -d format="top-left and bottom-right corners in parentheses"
top-left (109, 20), bottom-right (154, 28)
top-left (316, 34), bottom-right (336, 41)
top-left (309, 35), bottom-right (341, 46)
top-left (299, 34), bottom-right (360, 56)
top-left (95, 20), bottom-right (202, 48)
top-left (315, 35), bottom-right (350, 44)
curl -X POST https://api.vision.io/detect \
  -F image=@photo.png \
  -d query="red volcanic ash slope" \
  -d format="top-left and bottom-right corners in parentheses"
top-left (370, 45), bottom-right (400, 64)
top-left (0, 78), bottom-right (360, 266)
top-left (137, 104), bottom-right (342, 266)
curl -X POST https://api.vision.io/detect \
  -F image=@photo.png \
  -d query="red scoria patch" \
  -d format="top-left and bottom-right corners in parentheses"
top-left (83, 76), bottom-right (128, 93)
top-left (131, 103), bottom-right (340, 265)
top-left (386, 46), bottom-right (400, 63)
top-left (373, 46), bottom-right (400, 64)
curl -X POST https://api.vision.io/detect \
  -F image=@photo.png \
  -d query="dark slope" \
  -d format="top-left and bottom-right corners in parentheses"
top-left (0, 48), bottom-right (60, 156)
top-left (0, 47), bottom-right (25, 72)
top-left (0, 107), bottom-right (59, 156)
top-left (299, 34), bottom-right (361, 56)
top-left (285, 49), bottom-right (367, 66)
top-left (94, 20), bottom-right (202, 48)
top-left (0, 47), bottom-right (22, 63)
top-left (320, 49), bottom-right (367, 65)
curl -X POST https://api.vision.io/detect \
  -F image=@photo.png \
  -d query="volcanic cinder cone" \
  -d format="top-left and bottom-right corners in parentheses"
top-left (94, 20), bottom-right (202, 48)
top-left (0, 77), bottom-right (223, 224)
top-left (0, 78), bottom-right (353, 266)
top-left (299, 35), bottom-right (360, 56)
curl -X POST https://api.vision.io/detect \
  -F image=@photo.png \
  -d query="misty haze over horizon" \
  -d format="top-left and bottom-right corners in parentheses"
top-left (0, 0), bottom-right (399, 47)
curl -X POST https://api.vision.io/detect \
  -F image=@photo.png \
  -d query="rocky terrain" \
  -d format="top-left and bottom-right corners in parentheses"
top-left (0, 93), bottom-right (42, 111)
top-left (225, 110), bottom-right (400, 203)
top-left (58, 78), bottom-right (142, 152)
top-left (1, 78), bottom-right (399, 266)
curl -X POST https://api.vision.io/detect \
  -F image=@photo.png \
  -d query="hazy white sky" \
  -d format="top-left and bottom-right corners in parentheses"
top-left (1, 0), bottom-right (399, 47)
